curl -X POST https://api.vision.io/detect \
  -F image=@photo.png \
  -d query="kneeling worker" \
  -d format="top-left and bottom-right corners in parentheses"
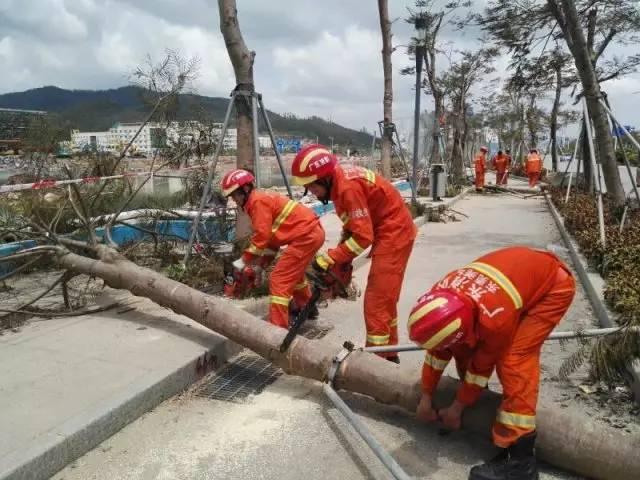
top-left (222, 169), bottom-right (325, 328)
top-left (407, 246), bottom-right (575, 480)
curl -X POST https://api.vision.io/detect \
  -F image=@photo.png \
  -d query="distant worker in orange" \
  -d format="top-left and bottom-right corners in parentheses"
top-left (408, 246), bottom-right (575, 480)
top-left (474, 146), bottom-right (488, 192)
top-left (291, 144), bottom-right (417, 363)
top-left (525, 149), bottom-right (542, 187)
top-left (492, 150), bottom-right (509, 185)
top-left (504, 149), bottom-right (513, 185)
top-left (222, 169), bottom-right (325, 329)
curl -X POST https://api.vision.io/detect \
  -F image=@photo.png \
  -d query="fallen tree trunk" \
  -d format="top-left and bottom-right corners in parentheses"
top-left (57, 246), bottom-right (640, 480)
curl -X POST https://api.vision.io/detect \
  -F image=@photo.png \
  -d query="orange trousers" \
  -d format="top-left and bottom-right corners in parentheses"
top-left (528, 171), bottom-right (540, 187)
top-left (475, 170), bottom-right (485, 190)
top-left (364, 241), bottom-right (414, 357)
top-left (268, 224), bottom-right (325, 329)
top-left (496, 170), bottom-right (507, 185)
top-left (451, 267), bottom-right (575, 447)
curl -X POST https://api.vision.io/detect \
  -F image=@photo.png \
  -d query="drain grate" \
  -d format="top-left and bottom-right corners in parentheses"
top-left (301, 325), bottom-right (332, 340)
top-left (195, 353), bottom-right (282, 403)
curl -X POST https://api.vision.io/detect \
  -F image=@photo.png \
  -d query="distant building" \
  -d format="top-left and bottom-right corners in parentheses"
top-left (68, 121), bottom-right (271, 155)
top-left (0, 108), bottom-right (47, 152)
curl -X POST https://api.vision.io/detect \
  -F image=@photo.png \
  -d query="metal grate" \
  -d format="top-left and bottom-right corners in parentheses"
top-left (301, 325), bottom-right (332, 340)
top-left (195, 353), bottom-right (282, 403)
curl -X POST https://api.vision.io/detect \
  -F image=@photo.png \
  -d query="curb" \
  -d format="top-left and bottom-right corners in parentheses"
top-left (544, 193), bottom-right (640, 402)
top-left (0, 336), bottom-right (241, 480)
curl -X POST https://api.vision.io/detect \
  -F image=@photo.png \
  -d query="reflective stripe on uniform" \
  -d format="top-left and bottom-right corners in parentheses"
top-left (389, 317), bottom-right (398, 327)
top-left (344, 237), bottom-right (365, 256)
top-left (339, 212), bottom-right (349, 224)
top-left (464, 371), bottom-right (490, 388)
top-left (496, 410), bottom-right (536, 429)
top-left (270, 295), bottom-right (290, 307)
top-left (363, 169), bottom-right (376, 184)
top-left (246, 243), bottom-right (264, 255)
top-left (408, 297), bottom-right (448, 328)
top-left (315, 254), bottom-right (334, 270)
top-left (467, 262), bottom-right (523, 309)
top-left (422, 317), bottom-right (462, 350)
top-left (294, 280), bottom-right (309, 290)
top-left (424, 352), bottom-right (449, 370)
top-left (366, 334), bottom-right (390, 345)
top-left (271, 200), bottom-right (297, 234)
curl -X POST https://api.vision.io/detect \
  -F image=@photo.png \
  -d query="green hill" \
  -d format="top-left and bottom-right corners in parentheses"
top-left (0, 86), bottom-right (374, 148)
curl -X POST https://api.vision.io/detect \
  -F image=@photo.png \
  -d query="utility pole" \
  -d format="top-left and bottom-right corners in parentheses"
top-left (411, 16), bottom-right (428, 204)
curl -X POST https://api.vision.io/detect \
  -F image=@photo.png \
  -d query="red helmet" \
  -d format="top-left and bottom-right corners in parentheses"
top-left (291, 144), bottom-right (337, 186)
top-left (221, 169), bottom-right (255, 196)
top-left (407, 290), bottom-right (474, 351)
top-left (480, 146), bottom-right (488, 152)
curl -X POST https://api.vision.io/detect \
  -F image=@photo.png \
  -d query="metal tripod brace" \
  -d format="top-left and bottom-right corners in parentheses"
top-left (322, 342), bottom-right (411, 480)
top-left (378, 120), bottom-right (417, 200)
top-left (182, 87), bottom-right (294, 264)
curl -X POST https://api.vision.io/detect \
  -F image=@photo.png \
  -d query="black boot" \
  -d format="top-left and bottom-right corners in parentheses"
top-left (468, 433), bottom-right (539, 480)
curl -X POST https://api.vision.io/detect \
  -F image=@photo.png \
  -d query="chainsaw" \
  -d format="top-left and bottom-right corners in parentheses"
top-left (279, 263), bottom-right (353, 352)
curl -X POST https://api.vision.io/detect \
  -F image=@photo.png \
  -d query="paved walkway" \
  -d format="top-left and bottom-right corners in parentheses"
top-left (51, 183), bottom-right (598, 480)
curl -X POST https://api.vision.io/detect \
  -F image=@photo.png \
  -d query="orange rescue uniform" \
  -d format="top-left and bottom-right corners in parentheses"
top-left (493, 153), bottom-right (508, 185)
top-left (328, 166), bottom-right (417, 356)
top-left (241, 190), bottom-right (325, 328)
top-left (525, 153), bottom-right (542, 187)
top-left (474, 152), bottom-right (486, 191)
top-left (420, 247), bottom-right (575, 447)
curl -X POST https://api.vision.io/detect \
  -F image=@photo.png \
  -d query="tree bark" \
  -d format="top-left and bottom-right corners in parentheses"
top-left (218, 0), bottom-right (255, 170)
top-left (526, 95), bottom-right (538, 149)
top-left (582, 116), bottom-right (593, 192)
top-left (377, 0), bottom-right (393, 178)
top-left (550, 65), bottom-right (562, 172)
top-left (53, 245), bottom-right (640, 480)
top-left (549, 0), bottom-right (625, 205)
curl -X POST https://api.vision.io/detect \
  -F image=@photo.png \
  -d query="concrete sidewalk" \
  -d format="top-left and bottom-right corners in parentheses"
top-left (0, 295), bottom-right (241, 480)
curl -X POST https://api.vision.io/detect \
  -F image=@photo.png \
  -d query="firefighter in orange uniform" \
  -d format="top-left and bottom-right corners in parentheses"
top-left (504, 149), bottom-right (513, 185)
top-left (221, 169), bottom-right (325, 329)
top-left (493, 150), bottom-right (508, 185)
top-left (291, 144), bottom-right (417, 363)
top-left (407, 246), bottom-right (575, 480)
top-left (525, 149), bottom-right (542, 187)
top-left (474, 146), bottom-right (488, 192)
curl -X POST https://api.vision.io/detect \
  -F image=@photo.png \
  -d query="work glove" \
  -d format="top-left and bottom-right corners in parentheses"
top-left (312, 253), bottom-right (334, 272)
top-left (232, 258), bottom-right (246, 271)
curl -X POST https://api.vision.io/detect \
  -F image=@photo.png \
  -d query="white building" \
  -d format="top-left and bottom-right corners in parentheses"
top-left (71, 121), bottom-right (273, 155)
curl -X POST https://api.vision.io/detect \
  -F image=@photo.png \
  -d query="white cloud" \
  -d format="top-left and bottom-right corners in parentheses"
top-left (0, 0), bottom-right (638, 133)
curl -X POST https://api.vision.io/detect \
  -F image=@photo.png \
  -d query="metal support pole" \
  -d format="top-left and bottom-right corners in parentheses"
top-left (370, 129), bottom-right (377, 171)
top-left (322, 384), bottom-right (411, 480)
top-left (183, 91), bottom-right (236, 264)
top-left (607, 114), bottom-right (640, 206)
top-left (363, 326), bottom-right (640, 354)
top-left (393, 126), bottom-right (416, 198)
top-left (564, 122), bottom-right (582, 203)
top-left (564, 172), bottom-right (573, 204)
top-left (620, 205), bottom-right (629, 233)
top-left (251, 93), bottom-right (261, 188)
top-left (582, 98), bottom-right (606, 248)
top-left (411, 46), bottom-right (424, 205)
top-left (258, 95), bottom-right (292, 198)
